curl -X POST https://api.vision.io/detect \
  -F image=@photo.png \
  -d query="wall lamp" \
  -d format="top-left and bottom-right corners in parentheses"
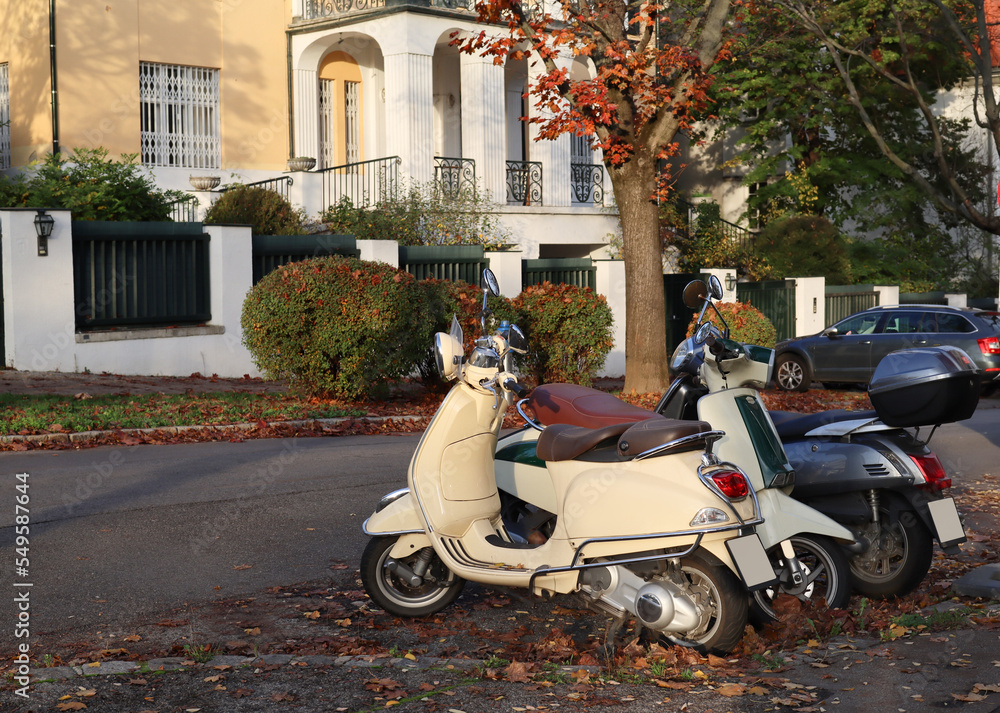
top-left (34, 210), bottom-right (55, 257)
top-left (725, 273), bottom-right (737, 292)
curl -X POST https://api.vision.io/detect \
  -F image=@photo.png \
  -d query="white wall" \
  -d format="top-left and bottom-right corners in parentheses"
top-left (0, 210), bottom-right (260, 377)
top-left (790, 276), bottom-right (825, 337)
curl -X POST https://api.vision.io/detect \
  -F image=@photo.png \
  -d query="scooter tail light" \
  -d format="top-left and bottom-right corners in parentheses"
top-left (910, 453), bottom-right (952, 492)
top-left (978, 336), bottom-right (1000, 355)
top-left (710, 469), bottom-right (750, 501)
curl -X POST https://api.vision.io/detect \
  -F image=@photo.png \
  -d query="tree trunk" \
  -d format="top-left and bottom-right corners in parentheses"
top-left (612, 152), bottom-right (671, 395)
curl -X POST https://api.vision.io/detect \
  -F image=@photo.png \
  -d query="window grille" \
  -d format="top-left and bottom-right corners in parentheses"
top-left (319, 78), bottom-right (336, 169)
top-left (0, 64), bottom-right (10, 170)
top-left (140, 62), bottom-right (220, 169)
top-left (345, 81), bottom-right (360, 166)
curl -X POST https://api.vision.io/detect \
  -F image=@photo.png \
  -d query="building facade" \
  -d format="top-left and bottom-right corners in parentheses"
top-left (0, 0), bottom-right (619, 259)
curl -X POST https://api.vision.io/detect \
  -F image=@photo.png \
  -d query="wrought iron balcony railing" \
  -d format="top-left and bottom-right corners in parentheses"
top-left (301, 0), bottom-right (473, 21)
top-left (219, 176), bottom-right (293, 202)
top-left (570, 162), bottom-right (604, 206)
top-left (319, 156), bottom-right (402, 209)
top-left (434, 157), bottom-right (475, 199)
top-left (506, 160), bottom-right (543, 206)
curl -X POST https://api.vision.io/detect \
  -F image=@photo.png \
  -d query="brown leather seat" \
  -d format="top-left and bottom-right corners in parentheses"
top-left (528, 383), bottom-right (662, 428)
top-left (536, 419), bottom-right (713, 462)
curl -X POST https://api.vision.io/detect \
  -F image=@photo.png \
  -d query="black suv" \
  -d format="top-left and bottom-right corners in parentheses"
top-left (773, 304), bottom-right (1000, 392)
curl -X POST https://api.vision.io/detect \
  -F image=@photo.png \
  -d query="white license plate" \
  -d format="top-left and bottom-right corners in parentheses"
top-left (726, 533), bottom-right (778, 591)
top-left (928, 497), bottom-right (966, 547)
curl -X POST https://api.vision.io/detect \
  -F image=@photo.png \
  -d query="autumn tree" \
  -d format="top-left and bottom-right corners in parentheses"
top-left (768, 0), bottom-right (999, 237)
top-left (715, 0), bottom-right (991, 291)
top-left (459, 0), bottom-right (736, 393)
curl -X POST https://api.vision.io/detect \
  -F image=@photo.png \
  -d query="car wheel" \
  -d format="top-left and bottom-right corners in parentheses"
top-left (775, 354), bottom-right (811, 392)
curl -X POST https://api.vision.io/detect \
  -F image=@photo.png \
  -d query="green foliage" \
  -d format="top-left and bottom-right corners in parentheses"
top-left (712, 1), bottom-right (990, 290)
top-left (204, 185), bottom-right (306, 235)
top-left (753, 215), bottom-right (851, 283)
top-left (241, 257), bottom-right (434, 400)
top-left (512, 282), bottom-right (614, 386)
top-left (321, 181), bottom-right (510, 248)
top-left (686, 301), bottom-right (777, 349)
top-left (675, 201), bottom-right (772, 280)
top-left (0, 148), bottom-right (185, 220)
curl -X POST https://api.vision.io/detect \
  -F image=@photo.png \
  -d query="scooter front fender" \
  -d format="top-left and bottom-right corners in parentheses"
top-left (755, 488), bottom-right (855, 550)
top-left (362, 492), bottom-right (433, 559)
top-left (363, 491), bottom-right (424, 536)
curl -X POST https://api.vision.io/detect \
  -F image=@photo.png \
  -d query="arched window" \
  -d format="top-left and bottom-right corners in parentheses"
top-left (318, 51), bottom-right (363, 169)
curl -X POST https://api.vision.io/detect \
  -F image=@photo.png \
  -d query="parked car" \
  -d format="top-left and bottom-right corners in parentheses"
top-left (773, 304), bottom-right (1000, 392)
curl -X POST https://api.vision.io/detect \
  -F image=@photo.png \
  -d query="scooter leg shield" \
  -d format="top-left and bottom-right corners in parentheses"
top-left (756, 489), bottom-right (855, 549)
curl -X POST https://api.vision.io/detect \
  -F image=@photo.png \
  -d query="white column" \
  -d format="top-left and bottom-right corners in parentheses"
top-left (485, 249), bottom-right (523, 298)
top-left (790, 276), bottom-right (825, 337)
top-left (460, 53), bottom-right (506, 203)
top-left (595, 259), bottom-right (626, 377)
top-left (358, 239), bottom-right (399, 267)
top-left (294, 68), bottom-right (320, 162)
top-left (1, 209), bottom-right (77, 371)
top-left (527, 61), bottom-right (571, 207)
top-left (384, 51), bottom-right (434, 184)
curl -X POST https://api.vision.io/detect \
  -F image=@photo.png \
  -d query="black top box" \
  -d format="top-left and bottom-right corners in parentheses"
top-left (868, 346), bottom-right (980, 427)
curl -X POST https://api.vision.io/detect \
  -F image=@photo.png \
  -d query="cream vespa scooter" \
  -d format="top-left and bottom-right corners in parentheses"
top-left (362, 270), bottom-right (776, 654)
top-left (496, 276), bottom-right (859, 620)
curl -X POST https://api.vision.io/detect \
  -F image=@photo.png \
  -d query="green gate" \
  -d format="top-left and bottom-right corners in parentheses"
top-left (664, 273), bottom-right (700, 357)
top-left (522, 258), bottom-right (595, 289)
top-left (252, 234), bottom-right (358, 283)
top-left (398, 245), bottom-right (489, 283)
top-left (825, 285), bottom-right (879, 327)
top-left (737, 280), bottom-right (797, 341)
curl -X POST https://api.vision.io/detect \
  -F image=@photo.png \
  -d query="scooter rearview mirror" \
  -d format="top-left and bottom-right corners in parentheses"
top-left (682, 280), bottom-right (709, 310)
top-left (708, 274), bottom-right (724, 300)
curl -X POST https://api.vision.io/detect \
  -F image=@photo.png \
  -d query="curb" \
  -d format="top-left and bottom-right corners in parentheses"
top-left (27, 653), bottom-right (600, 685)
top-left (0, 415), bottom-right (426, 446)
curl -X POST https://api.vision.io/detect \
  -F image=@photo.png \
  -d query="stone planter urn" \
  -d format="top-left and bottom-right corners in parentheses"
top-left (287, 157), bottom-right (317, 172)
top-left (189, 175), bottom-right (221, 191)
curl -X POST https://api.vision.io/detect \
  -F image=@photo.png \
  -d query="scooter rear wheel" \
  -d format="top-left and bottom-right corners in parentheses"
top-left (361, 536), bottom-right (465, 617)
top-left (848, 508), bottom-right (933, 598)
top-left (663, 552), bottom-right (748, 656)
top-left (752, 534), bottom-right (850, 622)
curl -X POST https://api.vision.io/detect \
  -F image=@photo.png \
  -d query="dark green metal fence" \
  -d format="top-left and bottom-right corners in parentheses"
top-left (737, 280), bottom-right (797, 341)
top-left (522, 258), bottom-right (596, 289)
top-left (664, 272), bottom-right (701, 357)
top-left (252, 234), bottom-right (359, 284)
top-left (72, 221), bottom-right (211, 329)
top-left (900, 291), bottom-right (948, 305)
top-left (399, 245), bottom-right (489, 283)
top-left (825, 285), bottom-right (879, 327)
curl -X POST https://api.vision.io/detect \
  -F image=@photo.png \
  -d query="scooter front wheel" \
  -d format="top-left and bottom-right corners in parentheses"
top-left (752, 534), bottom-right (850, 622)
top-left (663, 552), bottom-right (748, 656)
top-left (361, 536), bottom-right (465, 617)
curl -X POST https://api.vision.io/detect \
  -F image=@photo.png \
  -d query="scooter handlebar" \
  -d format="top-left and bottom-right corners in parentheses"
top-left (503, 378), bottom-right (529, 398)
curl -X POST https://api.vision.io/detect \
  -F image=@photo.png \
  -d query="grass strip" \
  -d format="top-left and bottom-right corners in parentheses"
top-left (0, 392), bottom-right (365, 436)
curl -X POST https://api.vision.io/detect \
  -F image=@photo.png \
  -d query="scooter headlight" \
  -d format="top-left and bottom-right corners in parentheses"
top-left (671, 338), bottom-right (694, 372)
top-left (435, 331), bottom-right (463, 380)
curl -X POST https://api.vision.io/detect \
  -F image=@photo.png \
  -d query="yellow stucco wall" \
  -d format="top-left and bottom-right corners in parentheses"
top-left (0, 2), bottom-right (55, 165)
top-left (1, 0), bottom-right (290, 170)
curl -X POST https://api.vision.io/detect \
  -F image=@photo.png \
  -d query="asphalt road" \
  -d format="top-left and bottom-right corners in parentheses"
top-left (2, 407), bottom-right (999, 657)
top-left (0, 433), bottom-right (421, 652)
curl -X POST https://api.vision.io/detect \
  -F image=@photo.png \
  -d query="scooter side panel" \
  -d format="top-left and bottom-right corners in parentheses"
top-left (550, 449), bottom-right (757, 542)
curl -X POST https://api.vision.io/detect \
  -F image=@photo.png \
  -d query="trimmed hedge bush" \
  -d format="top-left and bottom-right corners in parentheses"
top-left (242, 256), bottom-right (434, 399)
top-left (205, 186), bottom-right (306, 235)
top-left (512, 282), bottom-right (614, 386)
top-left (686, 300), bottom-right (777, 348)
